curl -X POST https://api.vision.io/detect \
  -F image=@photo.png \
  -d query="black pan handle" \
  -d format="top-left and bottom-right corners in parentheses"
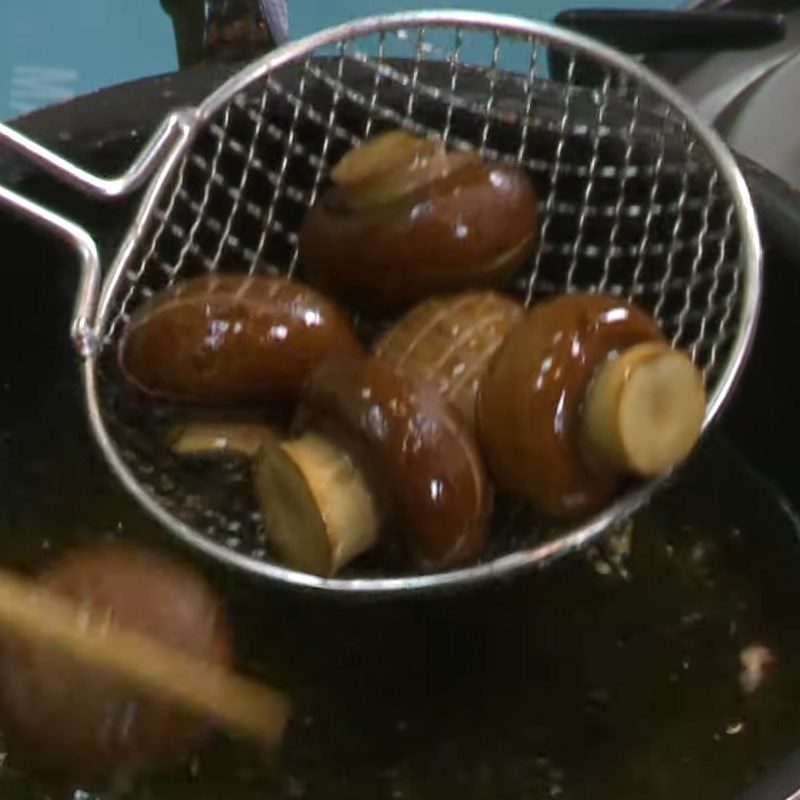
top-left (161, 0), bottom-right (289, 68)
top-left (554, 9), bottom-right (786, 54)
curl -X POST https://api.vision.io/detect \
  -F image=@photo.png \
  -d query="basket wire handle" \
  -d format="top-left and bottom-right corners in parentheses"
top-left (0, 110), bottom-right (196, 354)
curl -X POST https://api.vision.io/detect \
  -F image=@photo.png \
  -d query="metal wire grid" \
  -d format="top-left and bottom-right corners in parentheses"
top-left (91, 18), bottom-right (746, 577)
top-left (103, 22), bottom-right (741, 380)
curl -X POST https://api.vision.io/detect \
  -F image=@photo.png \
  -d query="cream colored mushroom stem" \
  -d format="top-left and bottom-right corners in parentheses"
top-left (255, 432), bottom-right (380, 577)
top-left (580, 341), bottom-right (706, 478)
top-left (331, 129), bottom-right (478, 207)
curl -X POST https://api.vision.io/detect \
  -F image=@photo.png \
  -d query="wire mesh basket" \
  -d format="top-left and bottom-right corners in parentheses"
top-left (0, 11), bottom-right (761, 594)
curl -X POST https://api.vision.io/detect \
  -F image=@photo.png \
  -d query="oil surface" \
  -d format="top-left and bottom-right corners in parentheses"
top-left (3, 251), bottom-right (800, 800)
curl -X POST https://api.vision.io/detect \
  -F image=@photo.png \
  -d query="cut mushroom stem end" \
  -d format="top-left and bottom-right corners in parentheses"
top-left (254, 431), bottom-right (380, 577)
top-left (581, 342), bottom-right (706, 478)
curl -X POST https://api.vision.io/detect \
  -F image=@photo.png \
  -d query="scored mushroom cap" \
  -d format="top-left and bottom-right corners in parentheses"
top-left (299, 132), bottom-right (539, 315)
top-left (296, 354), bottom-right (492, 571)
top-left (119, 274), bottom-right (362, 407)
top-left (477, 293), bottom-right (666, 518)
top-left (374, 290), bottom-right (524, 429)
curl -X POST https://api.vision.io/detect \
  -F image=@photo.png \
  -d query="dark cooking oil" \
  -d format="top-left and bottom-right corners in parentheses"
top-left (4, 323), bottom-right (800, 800)
top-left (3, 251), bottom-right (800, 800)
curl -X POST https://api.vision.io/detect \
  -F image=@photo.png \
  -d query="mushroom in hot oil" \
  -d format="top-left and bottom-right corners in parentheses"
top-left (254, 355), bottom-right (492, 575)
top-left (120, 274), bottom-right (362, 407)
top-left (0, 544), bottom-right (233, 779)
top-left (478, 293), bottom-right (706, 518)
top-left (299, 130), bottom-right (539, 314)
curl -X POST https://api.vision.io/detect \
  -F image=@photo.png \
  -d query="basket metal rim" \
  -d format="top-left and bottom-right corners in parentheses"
top-left (85, 9), bottom-right (763, 595)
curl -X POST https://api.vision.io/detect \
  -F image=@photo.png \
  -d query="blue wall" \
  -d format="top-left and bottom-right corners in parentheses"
top-left (291, 0), bottom-right (677, 39)
top-left (0, 0), bottom-right (678, 120)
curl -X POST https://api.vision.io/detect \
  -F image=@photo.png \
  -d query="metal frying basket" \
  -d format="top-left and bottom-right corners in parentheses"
top-left (0, 11), bottom-right (761, 595)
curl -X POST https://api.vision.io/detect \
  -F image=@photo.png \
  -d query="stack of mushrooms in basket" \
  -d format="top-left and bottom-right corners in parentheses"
top-left (0, 130), bottom-right (708, 785)
top-left (121, 129), bottom-right (707, 578)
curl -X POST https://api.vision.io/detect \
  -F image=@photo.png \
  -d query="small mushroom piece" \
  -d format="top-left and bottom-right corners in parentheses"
top-left (299, 131), bottom-right (539, 314)
top-left (169, 420), bottom-right (275, 459)
top-left (254, 355), bottom-right (491, 574)
top-left (0, 544), bottom-right (232, 779)
top-left (374, 291), bottom-right (524, 428)
top-left (477, 294), bottom-right (706, 518)
top-left (119, 274), bottom-right (362, 407)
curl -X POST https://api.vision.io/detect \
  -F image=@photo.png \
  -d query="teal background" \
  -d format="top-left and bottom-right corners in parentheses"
top-left (0, 0), bottom-right (677, 120)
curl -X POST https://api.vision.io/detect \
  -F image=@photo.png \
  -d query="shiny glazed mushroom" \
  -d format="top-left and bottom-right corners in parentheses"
top-left (477, 294), bottom-right (706, 518)
top-left (119, 274), bottom-right (362, 407)
top-left (0, 543), bottom-right (232, 779)
top-left (375, 290), bottom-right (524, 428)
top-left (254, 355), bottom-right (492, 576)
top-left (298, 131), bottom-right (539, 314)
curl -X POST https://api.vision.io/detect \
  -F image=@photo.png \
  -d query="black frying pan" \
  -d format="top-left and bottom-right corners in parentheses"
top-left (2, 30), bottom-right (800, 800)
